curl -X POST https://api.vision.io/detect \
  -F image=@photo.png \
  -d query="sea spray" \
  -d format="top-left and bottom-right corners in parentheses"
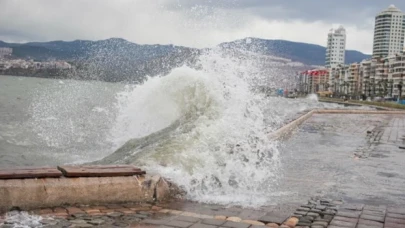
top-left (99, 49), bottom-right (283, 206)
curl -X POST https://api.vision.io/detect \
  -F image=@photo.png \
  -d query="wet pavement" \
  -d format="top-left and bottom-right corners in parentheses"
top-left (3, 112), bottom-right (405, 227)
top-left (3, 199), bottom-right (405, 227)
top-left (277, 113), bottom-right (405, 205)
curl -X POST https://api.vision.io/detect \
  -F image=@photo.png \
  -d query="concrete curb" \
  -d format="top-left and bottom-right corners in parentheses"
top-left (268, 110), bottom-right (316, 140)
top-left (0, 175), bottom-right (175, 213)
top-left (268, 109), bottom-right (405, 140)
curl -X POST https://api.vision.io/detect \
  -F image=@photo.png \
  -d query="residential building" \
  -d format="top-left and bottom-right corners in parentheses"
top-left (372, 5), bottom-right (405, 58)
top-left (325, 26), bottom-right (346, 68)
top-left (298, 69), bottom-right (329, 94)
top-left (0, 47), bottom-right (12, 58)
top-left (348, 63), bottom-right (360, 95)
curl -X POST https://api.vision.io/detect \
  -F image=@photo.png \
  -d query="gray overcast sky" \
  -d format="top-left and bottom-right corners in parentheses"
top-left (2, 0), bottom-right (405, 54)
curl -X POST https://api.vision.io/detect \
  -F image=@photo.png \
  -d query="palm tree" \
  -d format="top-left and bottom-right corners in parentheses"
top-left (343, 81), bottom-right (350, 95)
top-left (389, 79), bottom-right (394, 97)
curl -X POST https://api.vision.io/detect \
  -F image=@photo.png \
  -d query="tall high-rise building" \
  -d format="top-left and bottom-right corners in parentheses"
top-left (372, 5), bottom-right (405, 58)
top-left (325, 26), bottom-right (346, 68)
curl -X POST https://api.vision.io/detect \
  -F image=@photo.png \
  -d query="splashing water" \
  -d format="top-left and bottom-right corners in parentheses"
top-left (306, 93), bottom-right (319, 102)
top-left (1, 211), bottom-right (43, 228)
top-left (96, 49), bottom-right (284, 206)
top-left (23, 48), bottom-right (346, 206)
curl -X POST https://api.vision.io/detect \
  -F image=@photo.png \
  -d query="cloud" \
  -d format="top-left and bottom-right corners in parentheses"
top-left (0, 0), bottom-right (401, 54)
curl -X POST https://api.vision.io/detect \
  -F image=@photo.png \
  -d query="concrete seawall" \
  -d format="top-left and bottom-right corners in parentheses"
top-left (0, 166), bottom-right (176, 212)
top-left (268, 109), bottom-right (405, 140)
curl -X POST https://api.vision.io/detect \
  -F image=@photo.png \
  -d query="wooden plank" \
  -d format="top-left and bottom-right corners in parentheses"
top-left (0, 167), bottom-right (63, 179)
top-left (57, 165), bottom-right (146, 177)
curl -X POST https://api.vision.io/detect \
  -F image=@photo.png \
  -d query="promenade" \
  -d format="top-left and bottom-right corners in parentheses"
top-left (2, 110), bottom-right (405, 227)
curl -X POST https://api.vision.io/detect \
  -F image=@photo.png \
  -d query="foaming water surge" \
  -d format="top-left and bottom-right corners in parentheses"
top-left (306, 93), bottom-right (319, 102)
top-left (96, 49), bottom-right (282, 206)
top-left (1, 211), bottom-right (43, 228)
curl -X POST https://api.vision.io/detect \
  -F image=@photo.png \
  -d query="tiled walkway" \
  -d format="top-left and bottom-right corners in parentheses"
top-left (3, 113), bottom-right (405, 227)
top-left (2, 199), bottom-right (405, 227)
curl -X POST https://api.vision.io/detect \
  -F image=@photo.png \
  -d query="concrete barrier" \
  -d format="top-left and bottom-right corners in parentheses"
top-left (316, 109), bottom-right (405, 114)
top-left (268, 110), bottom-right (316, 140)
top-left (268, 109), bottom-right (405, 140)
top-left (0, 175), bottom-right (176, 213)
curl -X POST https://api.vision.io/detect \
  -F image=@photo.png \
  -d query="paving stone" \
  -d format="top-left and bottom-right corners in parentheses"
top-left (296, 221), bottom-right (311, 226)
top-left (87, 219), bottom-right (106, 225)
top-left (312, 221), bottom-right (328, 227)
top-left (364, 205), bottom-right (387, 212)
top-left (53, 207), bottom-right (67, 213)
top-left (358, 218), bottom-right (383, 228)
top-left (387, 208), bottom-right (405, 215)
top-left (106, 204), bottom-right (123, 209)
top-left (70, 224), bottom-right (93, 228)
top-left (215, 210), bottom-right (240, 217)
top-left (320, 210), bottom-right (335, 216)
top-left (142, 219), bottom-right (171, 225)
top-left (306, 212), bottom-right (319, 218)
top-left (238, 210), bottom-right (267, 220)
top-left (315, 205), bottom-right (326, 210)
top-left (166, 220), bottom-right (194, 228)
top-left (336, 211), bottom-right (360, 218)
top-left (342, 204), bottom-right (364, 211)
top-left (299, 216), bottom-right (314, 223)
top-left (175, 216), bottom-right (201, 223)
top-left (107, 212), bottom-right (124, 218)
top-left (356, 225), bottom-right (381, 228)
top-left (240, 220), bottom-right (264, 225)
top-left (199, 219), bottom-right (225, 226)
top-left (266, 223), bottom-right (279, 227)
top-left (40, 219), bottom-right (58, 226)
top-left (309, 209), bottom-right (322, 213)
top-left (297, 207), bottom-right (310, 212)
top-left (132, 213), bottom-right (149, 219)
top-left (100, 209), bottom-right (116, 213)
top-left (250, 226), bottom-right (266, 228)
top-left (189, 224), bottom-right (217, 228)
top-left (294, 211), bottom-right (307, 216)
top-left (362, 210), bottom-right (386, 216)
top-left (258, 215), bottom-right (286, 224)
top-left (331, 201), bottom-right (343, 205)
top-left (329, 220), bottom-right (356, 228)
top-left (359, 214), bottom-right (385, 223)
top-left (226, 217), bottom-right (242, 222)
top-left (385, 217), bottom-right (405, 224)
top-left (214, 216), bottom-right (227, 220)
top-left (386, 213), bottom-right (405, 220)
top-left (283, 217), bottom-right (298, 227)
top-left (320, 199), bottom-right (332, 205)
top-left (139, 211), bottom-right (154, 215)
top-left (221, 221), bottom-right (250, 228)
top-left (70, 219), bottom-right (88, 224)
top-left (332, 216), bottom-right (358, 223)
top-left (383, 222), bottom-right (405, 228)
top-left (112, 221), bottom-right (129, 227)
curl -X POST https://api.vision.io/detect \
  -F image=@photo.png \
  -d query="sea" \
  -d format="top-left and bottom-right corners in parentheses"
top-left (1, 50), bottom-right (351, 207)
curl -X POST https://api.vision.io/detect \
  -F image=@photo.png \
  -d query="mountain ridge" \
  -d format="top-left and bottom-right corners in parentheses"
top-left (0, 37), bottom-right (370, 66)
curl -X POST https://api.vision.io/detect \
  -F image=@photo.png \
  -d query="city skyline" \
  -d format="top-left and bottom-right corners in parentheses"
top-left (2, 1), bottom-right (405, 54)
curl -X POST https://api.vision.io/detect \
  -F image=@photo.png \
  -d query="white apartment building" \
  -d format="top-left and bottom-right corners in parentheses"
top-left (372, 5), bottom-right (405, 58)
top-left (325, 26), bottom-right (346, 68)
